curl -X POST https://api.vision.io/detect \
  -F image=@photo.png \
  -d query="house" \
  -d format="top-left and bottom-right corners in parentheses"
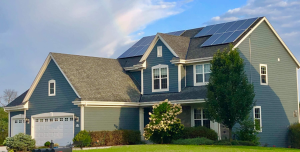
top-left (4, 17), bottom-right (299, 147)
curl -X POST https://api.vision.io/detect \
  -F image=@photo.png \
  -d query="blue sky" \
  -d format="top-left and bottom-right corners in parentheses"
top-left (0, 0), bottom-right (300, 99)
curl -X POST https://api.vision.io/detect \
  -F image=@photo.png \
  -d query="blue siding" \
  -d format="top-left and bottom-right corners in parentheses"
top-left (25, 59), bottom-right (80, 137)
top-left (10, 111), bottom-right (24, 136)
top-left (181, 66), bottom-right (186, 90)
top-left (144, 39), bottom-right (178, 94)
top-left (186, 65), bottom-right (193, 87)
top-left (129, 71), bottom-right (141, 86)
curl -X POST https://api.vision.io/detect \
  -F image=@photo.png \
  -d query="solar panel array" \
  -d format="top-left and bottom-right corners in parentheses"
top-left (118, 30), bottom-right (185, 58)
top-left (194, 17), bottom-right (258, 47)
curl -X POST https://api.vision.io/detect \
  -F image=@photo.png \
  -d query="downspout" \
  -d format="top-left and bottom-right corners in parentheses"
top-left (249, 37), bottom-right (252, 83)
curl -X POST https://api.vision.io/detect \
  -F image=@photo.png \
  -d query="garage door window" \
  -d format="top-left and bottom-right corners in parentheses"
top-left (60, 118), bottom-right (63, 121)
top-left (50, 118), bottom-right (53, 122)
top-left (55, 118), bottom-right (58, 121)
top-left (40, 119), bottom-right (43, 122)
top-left (36, 119), bottom-right (38, 122)
top-left (70, 118), bottom-right (73, 121)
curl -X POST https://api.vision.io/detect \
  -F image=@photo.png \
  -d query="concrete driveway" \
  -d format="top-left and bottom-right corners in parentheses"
top-left (0, 146), bottom-right (7, 152)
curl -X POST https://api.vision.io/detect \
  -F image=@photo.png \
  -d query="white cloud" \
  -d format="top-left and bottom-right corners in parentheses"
top-left (0, 0), bottom-right (189, 94)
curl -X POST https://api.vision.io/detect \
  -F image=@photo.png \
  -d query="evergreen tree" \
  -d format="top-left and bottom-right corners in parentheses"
top-left (206, 44), bottom-right (255, 140)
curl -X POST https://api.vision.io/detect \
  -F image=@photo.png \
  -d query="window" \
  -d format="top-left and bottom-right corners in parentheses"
top-left (60, 118), bottom-right (63, 121)
top-left (55, 118), bottom-right (58, 121)
top-left (253, 106), bottom-right (262, 132)
top-left (50, 118), bottom-right (53, 122)
top-left (35, 119), bottom-right (38, 122)
top-left (45, 119), bottom-right (48, 122)
top-left (65, 118), bottom-right (68, 121)
top-left (192, 108), bottom-right (210, 129)
top-left (157, 46), bottom-right (162, 57)
top-left (260, 64), bottom-right (268, 85)
top-left (40, 119), bottom-right (43, 122)
top-left (70, 118), bottom-right (73, 121)
top-left (48, 80), bottom-right (56, 96)
top-left (152, 64), bottom-right (169, 92)
top-left (194, 64), bottom-right (211, 86)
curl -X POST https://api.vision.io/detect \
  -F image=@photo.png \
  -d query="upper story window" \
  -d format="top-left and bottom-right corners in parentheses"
top-left (260, 64), bottom-right (268, 85)
top-left (194, 63), bottom-right (211, 86)
top-left (48, 80), bottom-right (56, 96)
top-left (253, 106), bottom-right (262, 132)
top-left (157, 46), bottom-right (162, 57)
top-left (152, 64), bottom-right (169, 92)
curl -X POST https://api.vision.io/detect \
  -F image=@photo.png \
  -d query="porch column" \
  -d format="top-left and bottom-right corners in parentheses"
top-left (139, 107), bottom-right (144, 140)
top-left (80, 105), bottom-right (84, 130)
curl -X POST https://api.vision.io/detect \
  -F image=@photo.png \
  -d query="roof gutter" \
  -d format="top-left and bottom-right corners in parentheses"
top-left (72, 99), bottom-right (205, 107)
top-left (4, 102), bottom-right (29, 112)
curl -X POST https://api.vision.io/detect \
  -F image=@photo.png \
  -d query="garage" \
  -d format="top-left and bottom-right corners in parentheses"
top-left (32, 113), bottom-right (74, 147)
top-left (11, 118), bottom-right (24, 137)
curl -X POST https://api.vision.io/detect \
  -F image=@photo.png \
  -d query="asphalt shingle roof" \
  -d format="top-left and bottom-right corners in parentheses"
top-left (51, 53), bottom-right (141, 102)
top-left (140, 86), bottom-right (207, 102)
top-left (5, 90), bottom-right (28, 107)
top-left (158, 33), bottom-right (190, 59)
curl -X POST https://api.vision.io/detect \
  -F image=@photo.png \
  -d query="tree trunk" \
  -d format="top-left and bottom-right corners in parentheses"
top-left (229, 127), bottom-right (232, 141)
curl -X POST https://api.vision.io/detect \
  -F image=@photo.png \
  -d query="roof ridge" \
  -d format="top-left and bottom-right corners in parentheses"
top-left (50, 52), bottom-right (117, 60)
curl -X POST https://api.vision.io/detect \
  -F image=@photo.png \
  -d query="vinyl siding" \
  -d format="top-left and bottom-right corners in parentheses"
top-left (25, 59), bottom-right (80, 137)
top-left (181, 66), bottom-right (186, 90)
top-left (10, 111), bottom-right (24, 136)
top-left (129, 71), bottom-right (141, 86)
top-left (84, 107), bottom-right (139, 131)
top-left (186, 65), bottom-right (193, 87)
top-left (237, 21), bottom-right (298, 147)
top-left (178, 106), bottom-right (191, 127)
top-left (144, 39), bottom-right (178, 94)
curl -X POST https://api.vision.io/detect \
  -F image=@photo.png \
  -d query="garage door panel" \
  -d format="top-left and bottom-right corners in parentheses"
top-left (34, 117), bottom-right (74, 146)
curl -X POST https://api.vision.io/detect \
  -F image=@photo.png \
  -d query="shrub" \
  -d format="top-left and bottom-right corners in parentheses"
top-left (234, 116), bottom-right (260, 145)
top-left (173, 126), bottom-right (218, 141)
top-left (213, 140), bottom-right (232, 145)
top-left (90, 130), bottom-right (141, 146)
top-left (213, 140), bottom-right (256, 146)
top-left (172, 137), bottom-right (214, 145)
top-left (5, 133), bottom-right (36, 151)
top-left (44, 141), bottom-right (51, 147)
top-left (288, 123), bottom-right (300, 148)
top-left (143, 99), bottom-right (184, 144)
top-left (73, 130), bottom-right (92, 147)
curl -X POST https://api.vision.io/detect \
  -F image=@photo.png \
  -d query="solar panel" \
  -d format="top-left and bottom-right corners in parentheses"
top-left (198, 17), bottom-right (259, 47)
top-left (212, 32), bottom-right (234, 45)
top-left (223, 30), bottom-right (245, 43)
top-left (205, 23), bottom-right (226, 35)
top-left (118, 30), bottom-right (186, 58)
top-left (201, 33), bottom-right (222, 47)
top-left (237, 17), bottom-right (258, 30)
top-left (215, 21), bottom-right (236, 34)
top-left (226, 19), bottom-right (247, 32)
top-left (194, 25), bottom-right (215, 37)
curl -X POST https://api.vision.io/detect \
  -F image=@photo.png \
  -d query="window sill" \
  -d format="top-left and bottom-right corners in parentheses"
top-left (194, 83), bottom-right (208, 86)
top-left (260, 83), bottom-right (268, 85)
top-left (152, 89), bottom-right (169, 92)
top-left (48, 94), bottom-right (56, 96)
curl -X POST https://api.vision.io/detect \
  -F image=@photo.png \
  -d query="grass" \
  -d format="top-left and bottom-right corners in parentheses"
top-left (74, 144), bottom-right (299, 152)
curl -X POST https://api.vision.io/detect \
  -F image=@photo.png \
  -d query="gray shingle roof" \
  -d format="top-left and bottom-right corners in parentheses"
top-left (140, 86), bottom-right (207, 102)
top-left (5, 90), bottom-right (28, 107)
top-left (51, 53), bottom-right (141, 102)
top-left (158, 33), bottom-right (190, 59)
top-left (118, 56), bottom-right (142, 68)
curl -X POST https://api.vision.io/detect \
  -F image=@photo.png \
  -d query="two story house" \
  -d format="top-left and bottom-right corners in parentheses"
top-left (4, 16), bottom-right (299, 147)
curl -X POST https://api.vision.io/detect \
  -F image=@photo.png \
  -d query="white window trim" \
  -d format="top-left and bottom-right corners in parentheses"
top-left (260, 64), bottom-right (268, 85)
top-left (48, 80), bottom-right (56, 96)
top-left (253, 106), bottom-right (262, 132)
top-left (157, 46), bottom-right (162, 57)
top-left (152, 64), bottom-right (169, 92)
top-left (191, 107), bottom-right (209, 127)
top-left (193, 63), bottom-right (210, 86)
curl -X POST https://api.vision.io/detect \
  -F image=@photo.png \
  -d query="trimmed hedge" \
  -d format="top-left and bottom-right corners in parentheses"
top-left (173, 126), bottom-right (218, 141)
top-left (90, 130), bottom-right (141, 146)
top-left (214, 140), bottom-right (256, 146)
top-left (172, 137), bottom-right (214, 145)
top-left (288, 123), bottom-right (300, 148)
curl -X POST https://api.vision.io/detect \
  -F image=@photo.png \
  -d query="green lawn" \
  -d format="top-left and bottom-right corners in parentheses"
top-left (74, 145), bottom-right (299, 152)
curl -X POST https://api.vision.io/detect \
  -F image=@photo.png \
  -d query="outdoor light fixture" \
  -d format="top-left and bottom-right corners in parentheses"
top-left (74, 116), bottom-right (79, 122)
top-left (25, 118), bottom-right (30, 124)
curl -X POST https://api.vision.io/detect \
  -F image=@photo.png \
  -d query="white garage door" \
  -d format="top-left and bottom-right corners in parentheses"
top-left (12, 119), bottom-right (24, 137)
top-left (34, 117), bottom-right (74, 146)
